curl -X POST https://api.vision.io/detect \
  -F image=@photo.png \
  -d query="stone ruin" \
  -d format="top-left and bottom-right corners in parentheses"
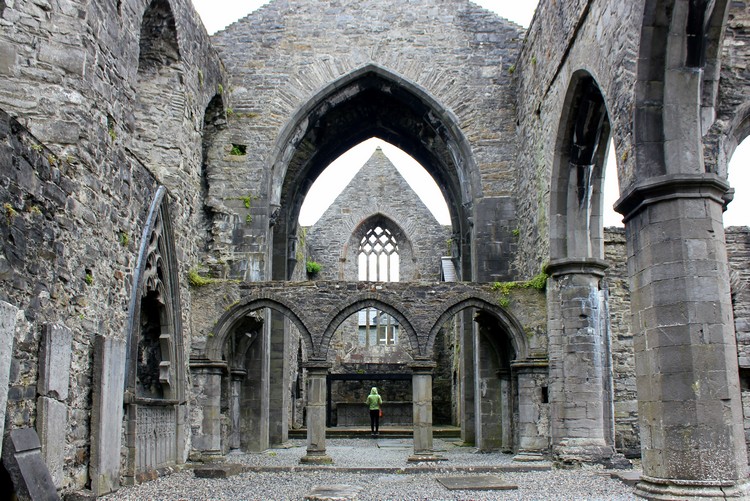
top-left (1, 0), bottom-right (750, 499)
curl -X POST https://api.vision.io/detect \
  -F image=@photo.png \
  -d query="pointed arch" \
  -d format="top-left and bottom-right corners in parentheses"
top-left (205, 296), bottom-right (315, 361)
top-left (550, 71), bottom-right (611, 262)
top-left (320, 295), bottom-right (419, 358)
top-left (138, 0), bottom-right (181, 74)
top-left (268, 64), bottom-right (479, 281)
top-left (427, 296), bottom-right (528, 362)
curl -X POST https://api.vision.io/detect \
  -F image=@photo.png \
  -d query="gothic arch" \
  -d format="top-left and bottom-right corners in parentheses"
top-left (124, 186), bottom-right (186, 483)
top-left (426, 296), bottom-right (529, 362)
top-left (345, 213), bottom-right (414, 281)
top-left (206, 296), bottom-right (315, 360)
top-left (549, 71), bottom-right (611, 262)
top-left (632, 0), bottom-right (731, 183)
top-left (320, 296), bottom-right (419, 358)
top-left (268, 64), bottom-right (479, 281)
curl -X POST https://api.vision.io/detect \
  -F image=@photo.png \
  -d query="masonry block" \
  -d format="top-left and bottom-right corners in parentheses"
top-left (89, 335), bottom-right (126, 496)
top-left (2, 428), bottom-right (60, 501)
top-left (37, 324), bottom-right (73, 401)
top-left (0, 300), bottom-right (17, 457)
top-left (37, 396), bottom-right (67, 489)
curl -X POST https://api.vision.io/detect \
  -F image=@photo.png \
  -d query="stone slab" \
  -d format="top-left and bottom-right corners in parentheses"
top-left (37, 396), bottom-right (67, 489)
top-left (2, 428), bottom-right (60, 501)
top-left (194, 463), bottom-right (245, 478)
top-left (304, 484), bottom-right (363, 500)
top-left (89, 335), bottom-right (126, 496)
top-left (0, 300), bottom-right (18, 457)
top-left (37, 323), bottom-right (73, 401)
top-left (436, 474), bottom-right (518, 491)
top-left (611, 470), bottom-right (641, 486)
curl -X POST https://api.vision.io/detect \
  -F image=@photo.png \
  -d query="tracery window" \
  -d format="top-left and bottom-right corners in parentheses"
top-left (358, 308), bottom-right (399, 346)
top-left (357, 226), bottom-right (399, 282)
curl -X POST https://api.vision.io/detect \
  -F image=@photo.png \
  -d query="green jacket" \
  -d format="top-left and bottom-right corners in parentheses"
top-left (366, 387), bottom-right (382, 410)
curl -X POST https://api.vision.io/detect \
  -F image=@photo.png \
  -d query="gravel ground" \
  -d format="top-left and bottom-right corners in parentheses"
top-left (103, 439), bottom-right (637, 500)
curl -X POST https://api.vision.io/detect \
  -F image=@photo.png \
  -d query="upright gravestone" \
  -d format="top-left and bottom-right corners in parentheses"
top-left (0, 300), bottom-right (17, 457)
top-left (2, 428), bottom-right (60, 501)
top-left (36, 323), bottom-right (72, 489)
top-left (89, 335), bottom-right (126, 495)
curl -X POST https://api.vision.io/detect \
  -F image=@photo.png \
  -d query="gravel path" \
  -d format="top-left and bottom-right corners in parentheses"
top-left (104, 439), bottom-right (637, 500)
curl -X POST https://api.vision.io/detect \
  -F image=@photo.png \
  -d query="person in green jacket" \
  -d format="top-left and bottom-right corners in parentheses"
top-left (365, 387), bottom-right (383, 437)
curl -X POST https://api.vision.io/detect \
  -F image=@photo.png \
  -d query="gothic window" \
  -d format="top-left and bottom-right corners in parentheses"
top-left (358, 308), bottom-right (399, 346)
top-left (357, 226), bottom-right (399, 282)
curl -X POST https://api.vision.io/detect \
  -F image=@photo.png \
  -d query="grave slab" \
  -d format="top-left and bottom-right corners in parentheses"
top-left (611, 470), bottom-right (641, 486)
top-left (194, 463), bottom-right (245, 478)
top-left (0, 300), bottom-right (18, 457)
top-left (436, 474), bottom-right (518, 490)
top-left (2, 428), bottom-right (60, 501)
top-left (304, 484), bottom-right (363, 500)
top-left (89, 335), bottom-right (126, 496)
top-left (37, 396), bottom-right (67, 488)
top-left (37, 323), bottom-right (72, 400)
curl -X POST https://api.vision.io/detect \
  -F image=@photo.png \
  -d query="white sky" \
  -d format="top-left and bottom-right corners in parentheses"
top-left (191, 0), bottom-right (749, 228)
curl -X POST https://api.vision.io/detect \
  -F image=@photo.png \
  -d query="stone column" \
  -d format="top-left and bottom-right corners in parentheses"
top-left (268, 311), bottom-right (289, 446)
top-left (0, 301), bottom-right (18, 458)
top-left (189, 360), bottom-right (225, 458)
top-left (513, 360), bottom-right (549, 461)
top-left (229, 369), bottom-right (246, 451)
top-left (546, 259), bottom-right (614, 463)
top-left (408, 360), bottom-right (444, 461)
top-left (616, 175), bottom-right (749, 498)
top-left (300, 361), bottom-right (332, 464)
top-left (459, 311), bottom-right (476, 445)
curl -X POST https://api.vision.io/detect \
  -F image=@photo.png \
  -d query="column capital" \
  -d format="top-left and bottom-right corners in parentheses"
top-left (614, 173), bottom-right (730, 223)
top-left (188, 358), bottom-right (226, 374)
top-left (301, 360), bottom-right (332, 373)
top-left (545, 258), bottom-right (608, 278)
top-left (409, 360), bottom-right (436, 374)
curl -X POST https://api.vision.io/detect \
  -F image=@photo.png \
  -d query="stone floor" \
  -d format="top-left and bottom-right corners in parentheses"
top-left (102, 437), bottom-right (639, 500)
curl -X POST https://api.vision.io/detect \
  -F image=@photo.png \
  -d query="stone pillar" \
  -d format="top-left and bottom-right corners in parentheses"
top-left (241, 333), bottom-right (269, 452)
top-left (546, 259), bottom-right (614, 463)
top-left (36, 323), bottom-right (72, 489)
top-left (408, 360), bottom-right (443, 461)
top-left (229, 369), bottom-right (246, 451)
top-left (513, 361), bottom-right (549, 461)
top-left (90, 335), bottom-right (126, 495)
top-left (189, 361), bottom-right (225, 457)
top-left (268, 311), bottom-right (289, 446)
top-left (459, 311), bottom-right (476, 445)
top-left (616, 175), bottom-right (749, 498)
top-left (0, 301), bottom-right (18, 458)
top-left (300, 361), bottom-right (332, 464)
top-left (476, 331), bottom-right (502, 451)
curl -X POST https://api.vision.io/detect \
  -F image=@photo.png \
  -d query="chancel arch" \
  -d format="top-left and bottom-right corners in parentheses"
top-left (269, 64), bottom-right (480, 282)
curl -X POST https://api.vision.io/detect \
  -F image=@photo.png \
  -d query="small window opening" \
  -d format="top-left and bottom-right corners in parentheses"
top-left (541, 386), bottom-right (549, 403)
top-left (229, 143), bottom-right (246, 156)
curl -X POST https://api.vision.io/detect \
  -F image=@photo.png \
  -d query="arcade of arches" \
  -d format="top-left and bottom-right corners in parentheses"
top-left (2, 0), bottom-right (750, 499)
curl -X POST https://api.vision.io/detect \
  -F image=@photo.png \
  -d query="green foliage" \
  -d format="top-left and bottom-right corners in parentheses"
top-left (217, 83), bottom-right (224, 95)
top-left (84, 273), bottom-right (94, 285)
top-left (511, 228), bottom-right (520, 237)
top-left (531, 55), bottom-right (537, 65)
top-left (245, 214), bottom-right (253, 224)
top-left (226, 107), bottom-right (234, 117)
top-left (230, 144), bottom-right (246, 156)
top-left (30, 143), bottom-right (43, 152)
top-left (306, 261), bottom-right (322, 275)
top-left (508, 64), bottom-right (515, 75)
top-left (119, 232), bottom-right (129, 247)
top-left (491, 271), bottom-right (548, 308)
top-left (29, 206), bottom-right (42, 216)
top-left (445, 238), bottom-right (452, 256)
top-left (108, 126), bottom-right (117, 141)
top-left (3, 203), bottom-right (17, 222)
top-left (240, 194), bottom-right (253, 208)
top-left (188, 268), bottom-right (214, 287)
top-left (198, 69), bottom-right (204, 87)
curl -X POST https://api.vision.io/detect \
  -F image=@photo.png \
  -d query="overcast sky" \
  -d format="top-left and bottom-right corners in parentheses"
top-left (190, 0), bottom-right (749, 228)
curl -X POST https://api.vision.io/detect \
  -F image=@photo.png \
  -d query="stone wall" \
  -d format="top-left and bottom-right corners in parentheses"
top-left (0, 0), bottom-right (224, 491)
top-left (513, 0), bottom-right (641, 276)
top-left (208, 0), bottom-right (525, 283)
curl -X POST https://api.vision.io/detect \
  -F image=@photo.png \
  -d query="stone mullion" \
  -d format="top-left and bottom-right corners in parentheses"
top-left (408, 360), bottom-right (445, 462)
top-left (616, 176), bottom-right (749, 498)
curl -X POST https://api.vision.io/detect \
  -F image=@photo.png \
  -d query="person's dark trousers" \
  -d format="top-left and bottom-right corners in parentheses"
top-left (369, 409), bottom-right (380, 434)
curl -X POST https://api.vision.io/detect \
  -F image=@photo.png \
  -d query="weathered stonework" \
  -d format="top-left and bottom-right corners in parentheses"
top-left (1, 0), bottom-right (750, 497)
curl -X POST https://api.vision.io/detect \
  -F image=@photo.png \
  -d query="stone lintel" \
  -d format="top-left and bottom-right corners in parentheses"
top-left (409, 360), bottom-right (437, 373)
top-left (545, 258), bottom-right (608, 278)
top-left (510, 359), bottom-right (549, 371)
top-left (301, 361), bottom-right (332, 373)
top-left (614, 173), bottom-right (729, 223)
